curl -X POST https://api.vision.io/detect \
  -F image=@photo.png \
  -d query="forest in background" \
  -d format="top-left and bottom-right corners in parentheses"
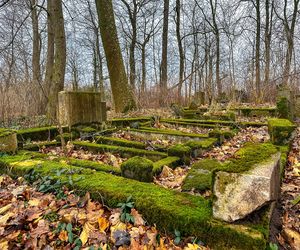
top-left (0, 0), bottom-right (300, 121)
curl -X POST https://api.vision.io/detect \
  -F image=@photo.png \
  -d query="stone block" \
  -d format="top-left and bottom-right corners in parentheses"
top-left (0, 129), bottom-right (17, 153)
top-left (213, 153), bottom-right (281, 222)
top-left (58, 91), bottom-right (107, 127)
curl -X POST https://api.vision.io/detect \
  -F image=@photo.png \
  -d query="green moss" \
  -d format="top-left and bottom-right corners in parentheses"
top-left (23, 141), bottom-right (61, 151)
top-left (55, 132), bottom-right (78, 142)
top-left (0, 154), bottom-right (267, 249)
top-left (110, 117), bottom-right (151, 127)
top-left (161, 118), bottom-right (234, 126)
top-left (238, 121), bottom-right (268, 127)
top-left (222, 143), bottom-right (278, 173)
top-left (73, 141), bottom-right (167, 161)
top-left (167, 144), bottom-right (191, 165)
top-left (161, 119), bottom-right (218, 128)
top-left (184, 138), bottom-right (217, 150)
top-left (80, 127), bottom-right (97, 133)
top-left (0, 128), bottom-right (15, 137)
top-left (182, 169), bottom-right (212, 192)
top-left (208, 130), bottom-right (236, 144)
top-left (67, 158), bottom-right (121, 175)
top-left (129, 127), bottom-right (209, 139)
top-left (203, 112), bottom-right (236, 121)
top-left (153, 156), bottom-right (181, 175)
top-left (17, 126), bottom-right (67, 142)
top-left (184, 138), bottom-right (218, 157)
top-left (121, 156), bottom-right (154, 182)
top-left (95, 136), bottom-right (146, 149)
top-left (268, 118), bottom-right (296, 145)
top-left (277, 97), bottom-right (291, 119)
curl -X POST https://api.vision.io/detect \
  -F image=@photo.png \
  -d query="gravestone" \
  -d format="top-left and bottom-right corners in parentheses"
top-left (295, 95), bottom-right (300, 119)
top-left (194, 91), bottom-right (205, 105)
top-left (58, 91), bottom-right (107, 127)
top-left (276, 85), bottom-right (294, 120)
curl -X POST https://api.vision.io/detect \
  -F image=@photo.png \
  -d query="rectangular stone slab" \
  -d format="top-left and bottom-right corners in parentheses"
top-left (213, 153), bottom-right (281, 222)
top-left (58, 91), bottom-right (107, 126)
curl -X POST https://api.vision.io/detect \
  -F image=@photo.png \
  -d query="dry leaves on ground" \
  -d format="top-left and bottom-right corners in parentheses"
top-left (0, 175), bottom-right (208, 250)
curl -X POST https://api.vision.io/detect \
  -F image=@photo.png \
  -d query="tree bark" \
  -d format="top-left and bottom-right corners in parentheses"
top-left (175, 0), bottom-right (184, 102)
top-left (159, 0), bottom-right (169, 106)
top-left (255, 0), bottom-right (261, 101)
top-left (30, 0), bottom-right (41, 114)
top-left (95, 0), bottom-right (136, 112)
top-left (46, 0), bottom-right (66, 120)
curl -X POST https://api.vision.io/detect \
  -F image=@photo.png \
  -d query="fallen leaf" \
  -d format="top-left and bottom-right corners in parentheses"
top-left (0, 212), bottom-right (14, 226)
top-left (80, 222), bottom-right (94, 245)
top-left (131, 209), bottom-right (144, 226)
top-left (58, 230), bottom-right (68, 242)
top-left (0, 240), bottom-right (8, 250)
top-left (98, 217), bottom-right (109, 232)
top-left (0, 204), bottom-right (12, 215)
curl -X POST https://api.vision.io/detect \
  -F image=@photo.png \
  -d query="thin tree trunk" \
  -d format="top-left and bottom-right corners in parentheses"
top-left (30, 0), bottom-right (41, 114)
top-left (255, 0), bottom-right (261, 101)
top-left (175, 0), bottom-right (184, 102)
top-left (159, 0), bottom-right (169, 105)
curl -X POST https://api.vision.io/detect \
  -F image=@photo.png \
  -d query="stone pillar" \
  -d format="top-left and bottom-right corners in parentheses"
top-left (276, 85), bottom-right (294, 120)
top-left (295, 95), bottom-right (300, 119)
top-left (194, 91), bottom-right (205, 105)
top-left (58, 91), bottom-right (107, 127)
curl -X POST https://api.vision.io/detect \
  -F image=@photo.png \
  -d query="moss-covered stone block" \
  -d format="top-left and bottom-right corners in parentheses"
top-left (55, 132), bottom-right (78, 142)
top-left (184, 138), bottom-right (218, 157)
top-left (182, 159), bottom-right (223, 192)
top-left (17, 126), bottom-right (64, 142)
top-left (95, 136), bottom-right (146, 149)
top-left (208, 129), bottom-right (236, 144)
top-left (121, 156), bottom-right (154, 182)
top-left (23, 141), bottom-right (60, 151)
top-left (167, 144), bottom-right (191, 165)
top-left (268, 118), bottom-right (296, 145)
top-left (0, 129), bottom-right (17, 153)
top-left (153, 156), bottom-right (181, 175)
top-left (73, 141), bottom-right (167, 161)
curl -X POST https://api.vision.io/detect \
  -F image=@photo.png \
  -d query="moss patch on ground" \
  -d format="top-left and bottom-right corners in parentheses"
top-left (268, 118), bottom-right (296, 145)
top-left (73, 141), bottom-right (167, 161)
top-left (23, 141), bottom-right (61, 151)
top-left (95, 136), bottom-right (146, 149)
top-left (0, 153), bottom-right (267, 249)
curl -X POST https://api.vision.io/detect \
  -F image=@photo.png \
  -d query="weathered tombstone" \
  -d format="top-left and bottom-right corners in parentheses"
top-left (0, 129), bottom-right (17, 153)
top-left (194, 91), bottom-right (205, 105)
top-left (295, 95), bottom-right (300, 119)
top-left (58, 91), bottom-right (107, 127)
top-left (276, 85), bottom-right (293, 120)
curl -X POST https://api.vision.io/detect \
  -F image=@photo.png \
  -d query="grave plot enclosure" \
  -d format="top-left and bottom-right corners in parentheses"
top-left (0, 110), bottom-right (297, 249)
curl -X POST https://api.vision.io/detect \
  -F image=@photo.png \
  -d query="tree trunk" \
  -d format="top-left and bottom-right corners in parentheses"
top-left (95, 0), bottom-right (136, 112)
top-left (264, 0), bottom-right (272, 89)
top-left (46, 0), bottom-right (66, 120)
top-left (175, 0), bottom-right (184, 102)
top-left (255, 0), bottom-right (261, 101)
top-left (159, 0), bottom-right (169, 106)
top-left (45, 0), bottom-right (54, 98)
top-left (30, 0), bottom-right (41, 114)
